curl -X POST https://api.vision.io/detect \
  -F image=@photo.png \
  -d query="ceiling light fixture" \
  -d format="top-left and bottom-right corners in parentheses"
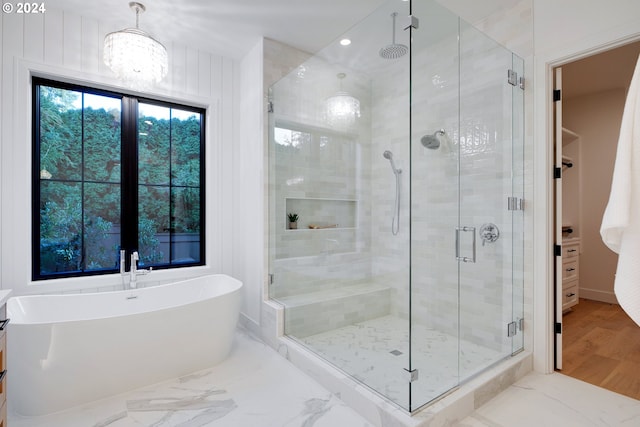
top-left (103, 2), bottom-right (168, 90)
top-left (325, 73), bottom-right (361, 128)
top-left (340, 38), bottom-right (352, 46)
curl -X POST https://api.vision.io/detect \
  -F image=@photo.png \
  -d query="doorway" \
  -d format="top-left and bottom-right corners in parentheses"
top-left (553, 40), bottom-right (640, 400)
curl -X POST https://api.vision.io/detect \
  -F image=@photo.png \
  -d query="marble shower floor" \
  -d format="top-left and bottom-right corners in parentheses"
top-left (8, 329), bottom-right (374, 427)
top-left (298, 315), bottom-right (505, 409)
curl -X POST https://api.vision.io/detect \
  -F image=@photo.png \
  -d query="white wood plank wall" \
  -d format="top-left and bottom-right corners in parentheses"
top-left (0, 7), bottom-right (238, 295)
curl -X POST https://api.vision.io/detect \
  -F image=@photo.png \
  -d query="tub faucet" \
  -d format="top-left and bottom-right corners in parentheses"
top-left (129, 251), bottom-right (152, 288)
top-left (120, 249), bottom-right (126, 275)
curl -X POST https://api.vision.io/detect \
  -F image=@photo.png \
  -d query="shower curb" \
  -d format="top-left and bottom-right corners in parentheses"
top-left (277, 332), bottom-right (532, 427)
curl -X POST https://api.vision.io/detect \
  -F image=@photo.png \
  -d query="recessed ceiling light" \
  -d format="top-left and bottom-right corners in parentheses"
top-left (340, 39), bottom-right (352, 46)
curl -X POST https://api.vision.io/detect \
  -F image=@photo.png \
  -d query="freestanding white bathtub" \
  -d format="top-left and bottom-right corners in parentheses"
top-left (7, 274), bottom-right (242, 416)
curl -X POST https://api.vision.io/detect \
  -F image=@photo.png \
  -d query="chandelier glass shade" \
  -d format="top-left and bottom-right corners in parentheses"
top-left (103, 2), bottom-right (168, 90)
top-left (325, 73), bottom-right (361, 128)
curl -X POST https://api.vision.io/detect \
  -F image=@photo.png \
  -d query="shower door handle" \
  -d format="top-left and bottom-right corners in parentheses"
top-left (455, 226), bottom-right (476, 263)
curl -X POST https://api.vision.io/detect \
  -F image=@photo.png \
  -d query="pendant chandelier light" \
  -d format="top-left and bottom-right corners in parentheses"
top-left (325, 73), bottom-right (361, 128)
top-left (103, 2), bottom-right (168, 90)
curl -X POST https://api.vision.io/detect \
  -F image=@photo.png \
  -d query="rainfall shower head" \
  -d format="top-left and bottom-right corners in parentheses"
top-left (379, 12), bottom-right (408, 59)
top-left (421, 129), bottom-right (446, 150)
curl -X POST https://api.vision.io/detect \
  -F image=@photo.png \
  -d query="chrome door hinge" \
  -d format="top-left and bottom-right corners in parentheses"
top-left (403, 15), bottom-right (419, 30)
top-left (267, 101), bottom-right (274, 113)
top-left (508, 197), bottom-right (524, 211)
top-left (507, 321), bottom-right (517, 337)
top-left (403, 368), bottom-right (419, 383)
top-left (269, 273), bottom-right (274, 285)
top-left (507, 70), bottom-right (524, 90)
top-left (508, 318), bottom-right (524, 337)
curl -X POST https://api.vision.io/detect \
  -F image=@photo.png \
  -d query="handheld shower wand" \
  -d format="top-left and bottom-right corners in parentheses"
top-left (383, 150), bottom-right (401, 175)
top-left (383, 150), bottom-right (402, 235)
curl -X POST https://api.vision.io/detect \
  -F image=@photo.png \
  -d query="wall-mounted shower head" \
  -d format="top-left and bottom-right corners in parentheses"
top-left (383, 150), bottom-right (401, 174)
top-left (379, 12), bottom-right (408, 59)
top-left (421, 129), bottom-right (447, 150)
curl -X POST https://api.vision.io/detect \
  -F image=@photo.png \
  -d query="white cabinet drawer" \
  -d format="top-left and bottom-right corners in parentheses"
top-left (563, 243), bottom-right (579, 259)
top-left (562, 259), bottom-right (579, 281)
top-left (563, 282), bottom-right (579, 310)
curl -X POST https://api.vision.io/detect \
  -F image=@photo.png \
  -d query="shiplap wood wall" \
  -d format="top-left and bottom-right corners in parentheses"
top-left (0, 7), bottom-right (238, 296)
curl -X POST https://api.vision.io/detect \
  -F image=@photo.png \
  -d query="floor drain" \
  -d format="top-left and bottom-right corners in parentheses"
top-left (389, 350), bottom-right (403, 356)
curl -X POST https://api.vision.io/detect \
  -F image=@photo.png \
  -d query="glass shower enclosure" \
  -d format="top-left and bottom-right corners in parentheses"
top-left (268, 0), bottom-right (524, 412)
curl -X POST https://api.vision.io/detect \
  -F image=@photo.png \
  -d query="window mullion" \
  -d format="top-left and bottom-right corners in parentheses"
top-left (80, 93), bottom-right (86, 272)
top-left (169, 109), bottom-right (174, 264)
top-left (121, 96), bottom-right (139, 269)
top-left (32, 84), bottom-right (42, 279)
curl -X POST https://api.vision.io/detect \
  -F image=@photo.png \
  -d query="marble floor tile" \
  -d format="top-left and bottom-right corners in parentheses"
top-left (458, 372), bottom-right (640, 427)
top-left (8, 329), bottom-right (374, 427)
top-left (10, 326), bottom-right (640, 427)
top-left (299, 315), bottom-right (505, 409)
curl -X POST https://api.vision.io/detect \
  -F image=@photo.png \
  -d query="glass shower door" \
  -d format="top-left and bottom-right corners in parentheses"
top-left (457, 20), bottom-right (520, 379)
top-left (409, 1), bottom-right (525, 410)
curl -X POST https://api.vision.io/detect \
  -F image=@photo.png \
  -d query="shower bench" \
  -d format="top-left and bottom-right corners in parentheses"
top-left (277, 282), bottom-right (390, 338)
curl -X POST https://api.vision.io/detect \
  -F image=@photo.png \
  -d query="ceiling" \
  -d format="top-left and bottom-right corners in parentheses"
top-left (50, 0), bottom-right (524, 60)
top-left (561, 41), bottom-right (640, 99)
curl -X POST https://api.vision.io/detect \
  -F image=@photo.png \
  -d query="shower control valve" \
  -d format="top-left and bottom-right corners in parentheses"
top-left (480, 223), bottom-right (500, 246)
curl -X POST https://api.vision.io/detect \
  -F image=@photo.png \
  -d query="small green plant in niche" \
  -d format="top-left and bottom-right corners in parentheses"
top-left (287, 213), bottom-right (299, 229)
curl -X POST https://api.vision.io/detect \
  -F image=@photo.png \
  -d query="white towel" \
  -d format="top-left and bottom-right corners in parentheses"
top-left (600, 53), bottom-right (640, 327)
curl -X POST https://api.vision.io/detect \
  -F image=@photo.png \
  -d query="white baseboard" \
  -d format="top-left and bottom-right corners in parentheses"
top-left (580, 288), bottom-right (618, 304)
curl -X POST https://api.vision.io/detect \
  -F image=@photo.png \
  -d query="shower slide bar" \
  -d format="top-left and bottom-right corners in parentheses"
top-left (455, 226), bottom-right (476, 263)
top-left (383, 150), bottom-right (402, 236)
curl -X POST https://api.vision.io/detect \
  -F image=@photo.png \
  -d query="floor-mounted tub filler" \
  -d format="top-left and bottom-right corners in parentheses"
top-left (7, 274), bottom-right (242, 416)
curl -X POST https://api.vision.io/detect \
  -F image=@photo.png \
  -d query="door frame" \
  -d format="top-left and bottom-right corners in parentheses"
top-left (534, 33), bottom-right (640, 374)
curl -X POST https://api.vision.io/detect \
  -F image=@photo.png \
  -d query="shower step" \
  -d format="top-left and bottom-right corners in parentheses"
top-left (280, 283), bottom-right (390, 338)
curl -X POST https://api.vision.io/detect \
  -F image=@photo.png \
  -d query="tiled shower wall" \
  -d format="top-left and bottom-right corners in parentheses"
top-left (269, 57), bottom-right (375, 301)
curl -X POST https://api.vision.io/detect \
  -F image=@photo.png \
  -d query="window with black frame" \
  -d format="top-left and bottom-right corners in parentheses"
top-left (32, 78), bottom-right (205, 280)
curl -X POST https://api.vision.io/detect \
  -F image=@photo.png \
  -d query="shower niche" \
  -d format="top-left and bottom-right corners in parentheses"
top-left (268, 0), bottom-right (524, 413)
top-left (284, 198), bottom-right (357, 231)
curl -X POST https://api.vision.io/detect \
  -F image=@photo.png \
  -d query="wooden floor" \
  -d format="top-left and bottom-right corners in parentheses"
top-left (561, 298), bottom-right (640, 400)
